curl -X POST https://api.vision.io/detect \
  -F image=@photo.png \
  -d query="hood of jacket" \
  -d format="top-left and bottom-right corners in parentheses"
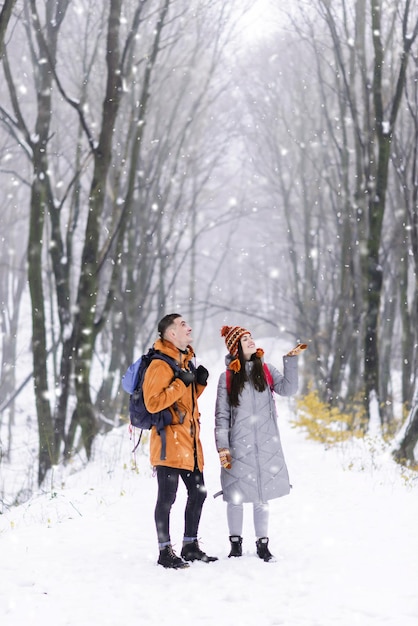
top-left (154, 338), bottom-right (195, 368)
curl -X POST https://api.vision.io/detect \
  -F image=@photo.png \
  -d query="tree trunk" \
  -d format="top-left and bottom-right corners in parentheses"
top-left (0, 253), bottom-right (26, 459)
top-left (393, 386), bottom-right (418, 464)
top-left (0, 0), bottom-right (17, 57)
top-left (363, 0), bottom-right (418, 424)
top-left (71, 0), bottom-right (126, 457)
top-left (28, 177), bottom-right (56, 483)
top-left (26, 0), bottom-right (71, 483)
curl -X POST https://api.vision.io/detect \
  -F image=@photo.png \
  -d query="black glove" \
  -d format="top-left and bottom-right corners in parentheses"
top-left (195, 365), bottom-right (209, 386)
top-left (176, 368), bottom-right (195, 387)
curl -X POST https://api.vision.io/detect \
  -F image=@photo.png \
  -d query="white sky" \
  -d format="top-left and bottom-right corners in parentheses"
top-left (237, 0), bottom-right (281, 41)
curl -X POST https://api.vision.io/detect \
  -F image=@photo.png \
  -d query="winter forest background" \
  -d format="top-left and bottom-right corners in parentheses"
top-left (0, 0), bottom-right (417, 508)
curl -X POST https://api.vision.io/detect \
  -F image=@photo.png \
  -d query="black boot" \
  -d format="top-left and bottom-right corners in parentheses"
top-left (228, 535), bottom-right (243, 557)
top-left (181, 540), bottom-right (218, 563)
top-left (158, 545), bottom-right (190, 569)
top-left (256, 537), bottom-right (275, 562)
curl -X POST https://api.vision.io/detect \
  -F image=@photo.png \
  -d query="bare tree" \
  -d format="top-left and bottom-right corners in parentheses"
top-left (0, 0), bottom-right (248, 488)
top-left (230, 0), bottom-right (418, 443)
top-left (393, 385), bottom-right (418, 464)
top-left (359, 0), bottom-right (418, 421)
top-left (0, 221), bottom-right (26, 459)
top-left (0, 0), bottom-right (165, 482)
top-left (0, 0), bottom-right (17, 57)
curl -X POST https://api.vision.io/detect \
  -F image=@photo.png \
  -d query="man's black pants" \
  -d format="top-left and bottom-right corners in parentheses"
top-left (154, 465), bottom-right (207, 546)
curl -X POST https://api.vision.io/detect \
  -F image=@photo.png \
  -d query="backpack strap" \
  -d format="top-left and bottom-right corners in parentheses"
top-left (226, 369), bottom-right (232, 393)
top-left (263, 364), bottom-right (274, 391)
top-left (151, 350), bottom-right (195, 377)
top-left (153, 409), bottom-right (173, 460)
top-left (150, 350), bottom-right (182, 374)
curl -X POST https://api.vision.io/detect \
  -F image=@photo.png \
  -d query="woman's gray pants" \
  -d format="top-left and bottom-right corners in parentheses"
top-left (227, 501), bottom-right (269, 538)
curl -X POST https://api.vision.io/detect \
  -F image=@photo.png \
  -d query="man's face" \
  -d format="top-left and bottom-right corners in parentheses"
top-left (168, 317), bottom-right (193, 350)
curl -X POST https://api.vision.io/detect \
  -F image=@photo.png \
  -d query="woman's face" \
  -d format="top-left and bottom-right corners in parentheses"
top-left (240, 333), bottom-right (256, 360)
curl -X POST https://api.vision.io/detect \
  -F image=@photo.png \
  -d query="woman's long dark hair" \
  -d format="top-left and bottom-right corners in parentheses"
top-left (228, 342), bottom-right (267, 407)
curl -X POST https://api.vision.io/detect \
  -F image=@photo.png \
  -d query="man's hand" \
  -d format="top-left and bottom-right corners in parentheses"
top-left (195, 365), bottom-right (209, 386)
top-left (219, 448), bottom-right (232, 469)
top-left (286, 343), bottom-right (308, 357)
top-left (176, 369), bottom-right (195, 387)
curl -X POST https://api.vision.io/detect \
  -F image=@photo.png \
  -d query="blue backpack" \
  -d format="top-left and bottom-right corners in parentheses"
top-left (122, 347), bottom-right (189, 460)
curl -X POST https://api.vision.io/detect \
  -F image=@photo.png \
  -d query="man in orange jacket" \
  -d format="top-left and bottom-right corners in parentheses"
top-left (143, 313), bottom-right (218, 569)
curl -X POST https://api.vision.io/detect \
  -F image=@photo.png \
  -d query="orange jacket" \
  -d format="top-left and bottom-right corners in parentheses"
top-left (142, 338), bottom-right (206, 471)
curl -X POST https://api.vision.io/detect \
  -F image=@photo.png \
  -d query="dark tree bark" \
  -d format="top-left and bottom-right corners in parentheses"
top-left (25, 0), bottom-right (71, 483)
top-left (0, 0), bottom-right (17, 57)
top-left (363, 0), bottom-right (418, 421)
top-left (68, 0), bottom-right (125, 458)
top-left (393, 387), bottom-right (418, 464)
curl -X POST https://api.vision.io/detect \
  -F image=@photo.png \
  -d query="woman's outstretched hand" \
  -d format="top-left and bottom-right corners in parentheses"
top-left (285, 343), bottom-right (308, 357)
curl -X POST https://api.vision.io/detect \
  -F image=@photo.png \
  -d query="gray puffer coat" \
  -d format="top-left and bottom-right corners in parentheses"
top-left (214, 355), bottom-right (298, 504)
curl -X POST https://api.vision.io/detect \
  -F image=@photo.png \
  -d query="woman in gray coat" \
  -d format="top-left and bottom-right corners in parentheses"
top-left (215, 324), bottom-right (306, 562)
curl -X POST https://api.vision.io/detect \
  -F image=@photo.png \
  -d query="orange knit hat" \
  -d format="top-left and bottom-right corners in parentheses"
top-left (221, 325), bottom-right (250, 356)
top-left (221, 325), bottom-right (264, 372)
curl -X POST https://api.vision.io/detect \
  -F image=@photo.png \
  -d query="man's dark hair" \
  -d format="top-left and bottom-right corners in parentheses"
top-left (158, 313), bottom-right (182, 339)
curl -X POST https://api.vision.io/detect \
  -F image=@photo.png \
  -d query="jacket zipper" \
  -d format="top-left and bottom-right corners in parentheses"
top-left (179, 349), bottom-right (198, 466)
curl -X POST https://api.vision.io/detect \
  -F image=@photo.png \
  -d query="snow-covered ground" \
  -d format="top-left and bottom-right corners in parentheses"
top-left (1, 342), bottom-right (417, 626)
